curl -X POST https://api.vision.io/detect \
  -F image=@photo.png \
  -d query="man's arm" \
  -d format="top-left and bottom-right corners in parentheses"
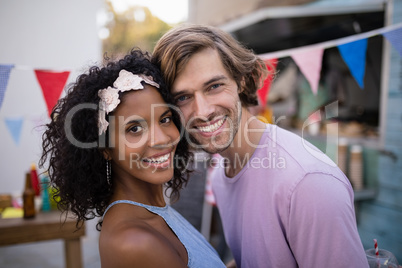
top-left (287, 173), bottom-right (369, 268)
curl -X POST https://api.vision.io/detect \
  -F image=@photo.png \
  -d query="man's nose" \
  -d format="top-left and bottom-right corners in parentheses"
top-left (193, 93), bottom-right (213, 119)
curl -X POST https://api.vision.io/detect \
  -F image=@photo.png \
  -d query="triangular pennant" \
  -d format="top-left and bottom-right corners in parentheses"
top-left (30, 114), bottom-right (48, 129)
top-left (291, 48), bottom-right (323, 95)
top-left (5, 117), bottom-right (24, 146)
top-left (257, 59), bottom-right (277, 106)
top-left (383, 27), bottom-right (402, 57)
top-left (30, 114), bottom-right (49, 138)
top-left (337, 39), bottom-right (368, 89)
top-left (0, 64), bottom-right (14, 110)
top-left (34, 70), bottom-right (70, 117)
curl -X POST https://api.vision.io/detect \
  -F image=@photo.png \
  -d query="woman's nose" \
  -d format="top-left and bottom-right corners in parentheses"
top-left (149, 125), bottom-right (171, 148)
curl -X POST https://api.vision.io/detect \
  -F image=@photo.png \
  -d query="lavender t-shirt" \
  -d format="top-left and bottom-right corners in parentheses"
top-left (210, 124), bottom-right (368, 268)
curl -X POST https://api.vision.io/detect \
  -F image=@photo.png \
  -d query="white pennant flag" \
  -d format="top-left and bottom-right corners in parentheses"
top-left (291, 48), bottom-right (324, 95)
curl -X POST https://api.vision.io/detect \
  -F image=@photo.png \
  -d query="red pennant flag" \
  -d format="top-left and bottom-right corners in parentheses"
top-left (257, 59), bottom-right (277, 106)
top-left (34, 70), bottom-right (70, 117)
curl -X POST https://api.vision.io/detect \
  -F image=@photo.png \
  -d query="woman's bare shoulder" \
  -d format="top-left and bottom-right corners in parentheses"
top-left (100, 217), bottom-right (186, 268)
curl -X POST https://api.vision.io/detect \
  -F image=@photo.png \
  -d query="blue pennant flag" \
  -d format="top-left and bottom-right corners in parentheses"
top-left (337, 39), bottom-right (368, 89)
top-left (5, 117), bottom-right (24, 146)
top-left (383, 27), bottom-right (402, 57)
top-left (0, 64), bottom-right (14, 110)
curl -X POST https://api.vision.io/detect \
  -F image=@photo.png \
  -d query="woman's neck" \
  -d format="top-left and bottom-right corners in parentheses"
top-left (111, 178), bottom-right (166, 207)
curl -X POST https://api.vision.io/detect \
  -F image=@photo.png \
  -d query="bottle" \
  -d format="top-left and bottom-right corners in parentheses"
top-left (23, 172), bottom-right (36, 219)
top-left (41, 173), bottom-right (51, 212)
top-left (30, 163), bottom-right (40, 196)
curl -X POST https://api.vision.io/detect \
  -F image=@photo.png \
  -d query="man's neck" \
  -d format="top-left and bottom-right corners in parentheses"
top-left (220, 107), bottom-right (266, 178)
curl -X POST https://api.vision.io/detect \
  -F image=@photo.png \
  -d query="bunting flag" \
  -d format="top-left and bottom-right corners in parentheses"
top-left (291, 48), bottom-right (324, 95)
top-left (337, 38), bottom-right (368, 89)
top-left (30, 114), bottom-right (48, 129)
top-left (0, 64), bottom-right (14, 111)
top-left (5, 117), bottom-right (24, 145)
top-left (257, 59), bottom-right (277, 106)
top-left (34, 70), bottom-right (70, 117)
top-left (382, 27), bottom-right (402, 57)
top-left (30, 114), bottom-right (48, 138)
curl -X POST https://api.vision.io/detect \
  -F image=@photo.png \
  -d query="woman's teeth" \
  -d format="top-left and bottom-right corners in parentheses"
top-left (198, 117), bottom-right (225, 133)
top-left (143, 153), bottom-right (170, 164)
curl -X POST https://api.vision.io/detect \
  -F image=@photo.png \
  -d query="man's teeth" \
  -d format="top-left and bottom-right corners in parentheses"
top-left (198, 118), bottom-right (225, 133)
top-left (143, 153), bottom-right (170, 163)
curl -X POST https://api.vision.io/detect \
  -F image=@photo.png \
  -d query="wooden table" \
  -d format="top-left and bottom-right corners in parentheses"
top-left (0, 211), bottom-right (86, 268)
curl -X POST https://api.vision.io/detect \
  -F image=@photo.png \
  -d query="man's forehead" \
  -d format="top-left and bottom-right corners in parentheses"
top-left (171, 50), bottom-right (230, 93)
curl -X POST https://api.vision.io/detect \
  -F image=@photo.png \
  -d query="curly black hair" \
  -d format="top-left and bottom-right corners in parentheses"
top-left (39, 48), bottom-right (192, 230)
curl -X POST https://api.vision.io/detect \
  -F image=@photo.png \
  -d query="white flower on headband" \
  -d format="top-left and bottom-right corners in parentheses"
top-left (113, 70), bottom-right (145, 92)
top-left (98, 69), bottom-right (160, 135)
top-left (98, 87), bottom-right (120, 113)
top-left (98, 87), bottom-right (120, 135)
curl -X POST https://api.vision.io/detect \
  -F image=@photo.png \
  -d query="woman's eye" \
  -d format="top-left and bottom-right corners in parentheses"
top-left (128, 125), bottom-right (143, 133)
top-left (161, 116), bottom-right (172, 124)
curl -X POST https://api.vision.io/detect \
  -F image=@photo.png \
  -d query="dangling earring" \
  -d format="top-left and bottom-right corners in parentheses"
top-left (106, 159), bottom-right (112, 186)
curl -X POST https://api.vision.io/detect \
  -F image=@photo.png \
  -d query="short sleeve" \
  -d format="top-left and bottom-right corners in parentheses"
top-left (287, 172), bottom-right (369, 268)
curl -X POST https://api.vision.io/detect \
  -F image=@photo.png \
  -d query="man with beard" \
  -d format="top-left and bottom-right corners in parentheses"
top-left (152, 24), bottom-right (368, 268)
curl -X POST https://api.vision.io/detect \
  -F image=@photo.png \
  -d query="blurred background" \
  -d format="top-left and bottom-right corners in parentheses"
top-left (0, 0), bottom-right (401, 266)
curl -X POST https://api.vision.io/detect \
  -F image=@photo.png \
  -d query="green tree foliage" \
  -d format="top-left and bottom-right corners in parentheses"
top-left (103, 2), bottom-right (172, 57)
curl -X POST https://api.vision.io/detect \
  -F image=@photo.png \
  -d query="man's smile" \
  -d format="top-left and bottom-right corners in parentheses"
top-left (195, 116), bottom-right (226, 134)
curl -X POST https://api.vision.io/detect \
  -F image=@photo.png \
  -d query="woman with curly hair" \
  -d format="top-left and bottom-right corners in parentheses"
top-left (39, 48), bottom-right (225, 267)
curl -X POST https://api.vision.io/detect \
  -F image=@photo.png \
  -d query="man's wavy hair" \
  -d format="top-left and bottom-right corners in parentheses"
top-left (152, 24), bottom-right (270, 107)
top-left (40, 48), bottom-right (192, 230)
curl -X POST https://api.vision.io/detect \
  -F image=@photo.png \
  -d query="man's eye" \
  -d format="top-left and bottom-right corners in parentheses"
top-left (128, 125), bottom-right (143, 133)
top-left (176, 95), bottom-right (189, 103)
top-left (211, 84), bottom-right (221, 90)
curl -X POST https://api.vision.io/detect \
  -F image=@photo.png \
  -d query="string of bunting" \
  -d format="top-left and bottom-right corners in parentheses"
top-left (1, 23), bottom-right (402, 146)
top-left (258, 22), bottom-right (402, 97)
top-left (0, 67), bottom-right (70, 145)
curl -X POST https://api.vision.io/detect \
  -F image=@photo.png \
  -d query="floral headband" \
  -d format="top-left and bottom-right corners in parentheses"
top-left (98, 69), bottom-right (160, 135)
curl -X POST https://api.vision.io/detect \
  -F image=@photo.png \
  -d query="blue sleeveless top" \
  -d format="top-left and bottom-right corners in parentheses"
top-left (103, 200), bottom-right (226, 268)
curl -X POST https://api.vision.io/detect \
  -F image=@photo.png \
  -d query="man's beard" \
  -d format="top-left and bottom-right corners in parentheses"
top-left (188, 133), bottom-right (232, 154)
top-left (187, 107), bottom-right (242, 154)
